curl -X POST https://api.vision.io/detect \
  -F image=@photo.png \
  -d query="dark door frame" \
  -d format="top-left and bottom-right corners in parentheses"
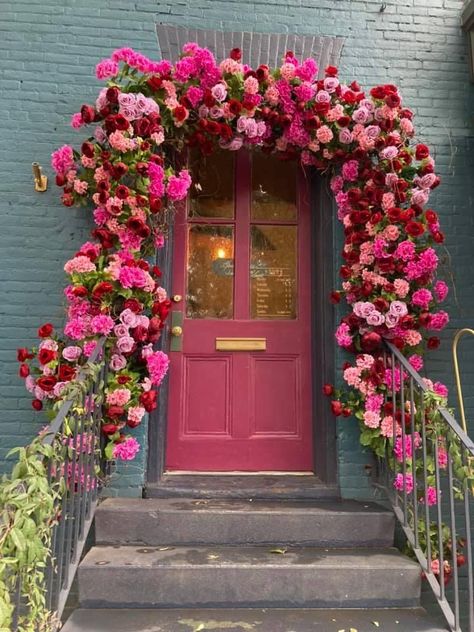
top-left (146, 171), bottom-right (337, 487)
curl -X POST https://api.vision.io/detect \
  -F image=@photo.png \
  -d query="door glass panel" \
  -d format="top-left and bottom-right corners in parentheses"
top-left (189, 149), bottom-right (235, 218)
top-left (251, 153), bottom-right (297, 221)
top-left (187, 225), bottom-right (234, 319)
top-left (250, 225), bottom-right (297, 319)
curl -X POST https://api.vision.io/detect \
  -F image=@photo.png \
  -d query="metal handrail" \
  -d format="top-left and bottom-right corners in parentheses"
top-left (9, 337), bottom-right (108, 630)
top-left (381, 340), bottom-right (474, 632)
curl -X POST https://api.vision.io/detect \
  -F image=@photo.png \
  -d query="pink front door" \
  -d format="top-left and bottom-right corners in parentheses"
top-left (166, 150), bottom-right (313, 471)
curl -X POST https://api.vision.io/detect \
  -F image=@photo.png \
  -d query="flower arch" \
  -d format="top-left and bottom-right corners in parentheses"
top-left (18, 43), bottom-right (450, 466)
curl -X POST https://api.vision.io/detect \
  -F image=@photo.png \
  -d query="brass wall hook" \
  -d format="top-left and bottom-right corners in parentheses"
top-left (32, 162), bottom-right (48, 192)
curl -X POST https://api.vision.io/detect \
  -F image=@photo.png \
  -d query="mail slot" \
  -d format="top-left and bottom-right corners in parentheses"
top-left (215, 337), bottom-right (266, 351)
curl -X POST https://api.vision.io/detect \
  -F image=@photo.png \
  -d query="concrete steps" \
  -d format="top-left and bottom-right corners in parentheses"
top-left (68, 497), bottom-right (445, 631)
top-left (95, 498), bottom-right (396, 547)
top-left (78, 544), bottom-right (420, 609)
top-left (63, 607), bottom-right (448, 631)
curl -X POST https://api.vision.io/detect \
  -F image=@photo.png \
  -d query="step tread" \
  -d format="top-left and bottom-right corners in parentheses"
top-left (97, 497), bottom-right (392, 515)
top-left (81, 544), bottom-right (417, 570)
top-left (63, 608), bottom-right (448, 632)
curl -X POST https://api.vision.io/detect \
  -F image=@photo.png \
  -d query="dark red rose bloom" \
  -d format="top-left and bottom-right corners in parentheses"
top-left (92, 228), bottom-right (115, 249)
top-left (150, 196), bottom-right (163, 214)
top-left (36, 376), bottom-right (57, 392)
top-left (106, 86), bottom-right (119, 103)
top-left (425, 209), bottom-right (438, 224)
top-left (220, 123), bottom-right (233, 141)
top-left (323, 384), bottom-right (334, 396)
top-left (32, 399), bottom-right (43, 411)
top-left (92, 281), bottom-right (114, 300)
top-left (230, 47), bottom-right (241, 61)
top-left (55, 174), bottom-right (66, 187)
top-left (114, 114), bottom-right (129, 131)
top-left (114, 162), bottom-right (128, 178)
top-left (117, 375), bottom-right (131, 385)
top-left (228, 99), bottom-right (242, 116)
top-left (62, 193), bottom-right (74, 207)
top-left (123, 298), bottom-right (143, 314)
top-left (72, 285), bottom-right (88, 298)
top-left (173, 106), bottom-right (188, 122)
top-left (418, 312), bottom-right (431, 327)
top-left (399, 208), bottom-right (415, 223)
top-left (415, 144), bottom-right (430, 160)
top-left (373, 298), bottom-right (389, 312)
top-left (140, 389), bottom-right (157, 412)
top-left (433, 231), bottom-right (445, 243)
top-left (17, 348), bottom-right (33, 362)
top-left (330, 291), bottom-right (341, 304)
top-left (325, 65), bottom-right (338, 76)
top-left (134, 117), bottom-right (151, 137)
top-left (81, 141), bottom-right (95, 158)
top-left (256, 64), bottom-right (269, 81)
top-left (361, 332), bottom-right (382, 352)
top-left (107, 405), bottom-right (125, 419)
top-left (427, 336), bottom-right (441, 350)
top-left (337, 115), bottom-right (351, 127)
top-left (370, 86), bottom-right (386, 100)
top-left (132, 325), bottom-right (148, 342)
top-left (102, 423), bottom-right (120, 435)
top-left (37, 348), bottom-right (56, 365)
top-left (58, 365), bottom-right (76, 382)
top-left (19, 364), bottom-right (29, 378)
top-left (330, 400), bottom-right (343, 416)
top-left (339, 265), bottom-right (352, 280)
top-left (127, 417), bottom-right (141, 428)
top-left (152, 299), bottom-right (171, 321)
top-left (342, 407), bottom-right (352, 418)
top-left (405, 221), bottom-right (425, 237)
top-left (147, 76), bottom-right (163, 92)
top-left (385, 93), bottom-right (400, 108)
top-left (38, 323), bottom-right (53, 338)
top-left (80, 104), bottom-right (96, 124)
top-left (361, 281), bottom-right (373, 297)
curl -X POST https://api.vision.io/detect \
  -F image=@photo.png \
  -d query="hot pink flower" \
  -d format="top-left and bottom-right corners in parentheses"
top-left (146, 350), bottom-right (170, 386)
top-left (166, 169), bottom-right (192, 201)
top-left (434, 280), bottom-right (449, 302)
top-left (394, 473), bottom-right (414, 494)
top-left (112, 437), bottom-right (140, 461)
top-left (411, 289), bottom-right (433, 310)
top-left (91, 314), bottom-right (115, 335)
top-left (96, 58), bottom-right (119, 80)
top-left (51, 145), bottom-right (74, 176)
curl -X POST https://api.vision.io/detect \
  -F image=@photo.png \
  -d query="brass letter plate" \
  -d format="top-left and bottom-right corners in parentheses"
top-left (215, 337), bottom-right (266, 351)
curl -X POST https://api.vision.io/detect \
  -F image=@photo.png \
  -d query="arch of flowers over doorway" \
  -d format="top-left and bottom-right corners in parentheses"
top-left (18, 43), bottom-right (450, 471)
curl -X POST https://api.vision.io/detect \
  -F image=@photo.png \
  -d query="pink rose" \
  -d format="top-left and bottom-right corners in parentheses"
top-left (366, 311), bottom-right (385, 326)
top-left (110, 354), bottom-right (127, 371)
top-left (116, 336), bottom-right (135, 353)
top-left (389, 301), bottom-right (408, 317)
top-left (62, 346), bottom-right (82, 362)
top-left (120, 308), bottom-right (139, 328)
top-left (114, 324), bottom-right (129, 338)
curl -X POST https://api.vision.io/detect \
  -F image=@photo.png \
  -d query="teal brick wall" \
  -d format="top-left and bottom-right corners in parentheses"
top-left (1, 0), bottom-right (473, 498)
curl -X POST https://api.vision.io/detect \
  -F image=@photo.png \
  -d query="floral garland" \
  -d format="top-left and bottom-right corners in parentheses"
top-left (17, 43), bottom-right (450, 472)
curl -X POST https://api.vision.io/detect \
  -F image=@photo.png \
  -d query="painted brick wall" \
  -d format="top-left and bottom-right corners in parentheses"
top-left (1, 0), bottom-right (473, 499)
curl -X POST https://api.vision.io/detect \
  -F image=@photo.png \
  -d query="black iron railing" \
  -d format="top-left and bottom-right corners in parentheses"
top-left (380, 341), bottom-right (474, 632)
top-left (10, 338), bottom-right (108, 629)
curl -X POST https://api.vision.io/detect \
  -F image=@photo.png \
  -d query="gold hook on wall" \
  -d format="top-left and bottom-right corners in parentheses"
top-left (32, 162), bottom-right (48, 192)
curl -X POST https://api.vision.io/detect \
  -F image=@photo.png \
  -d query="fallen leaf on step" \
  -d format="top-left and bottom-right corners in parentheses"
top-left (350, 628), bottom-right (358, 632)
top-left (195, 625), bottom-right (205, 631)
top-left (372, 623), bottom-right (380, 628)
top-left (270, 548), bottom-right (287, 554)
top-left (207, 554), bottom-right (220, 560)
top-left (158, 546), bottom-right (173, 551)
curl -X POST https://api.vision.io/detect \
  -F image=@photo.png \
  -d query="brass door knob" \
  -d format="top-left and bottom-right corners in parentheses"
top-left (171, 326), bottom-right (183, 336)
top-left (172, 294), bottom-right (182, 303)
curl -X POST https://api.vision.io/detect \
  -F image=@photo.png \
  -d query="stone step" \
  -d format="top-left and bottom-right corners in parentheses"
top-left (63, 608), bottom-right (447, 632)
top-left (95, 498), bottom-right (395, 547)
top-left (78, 545), bottom-right (420, 609)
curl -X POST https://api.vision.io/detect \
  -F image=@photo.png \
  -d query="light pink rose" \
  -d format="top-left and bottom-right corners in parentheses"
top-left (116, 336), bottom-right (135, 353)
top-left (114, 324), bottom-right (129, 338)
top-left (366, 311), bottom-right (385, 326)
top-left (62, 346), bottom-right (82, 362)
top-left (353, 301), bottom-right (375, 319)
top-left (119, 308), bottom-right (139, 328)
top-left (389, 301), bottom-right (408, 317)
top-left (110, 354), bottom-right (127, 371)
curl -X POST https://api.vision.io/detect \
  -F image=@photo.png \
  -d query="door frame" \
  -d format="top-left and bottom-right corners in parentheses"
top-left (146, 171), bottom-right (337, 486)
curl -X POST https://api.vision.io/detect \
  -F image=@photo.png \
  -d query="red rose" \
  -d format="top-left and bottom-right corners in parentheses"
top-left (32, 399), bottom-right (43, 411)
top-left (330, 400), bottom-right (343, 416)
top-left (322, 384), bottom-right (334, 396)
top-left (106, 405), bottom-right (125, 419)
top-left (457, 554), bottom-right (466, 567)
top-left (361, 332), bottom-right (382, 352)
top-left (147, 76), bottom-right (163, 92)
top-left (115, 184), bottom-right (129, 200)
top-left (339, 265), bottom-right (351, 280)
top-left (330, 291), bottom-right (341, 304)
top-left (80, 104), bottom-right (96, 124)
top-left (102, 423), bottom-right (120, 436)
top-left (425, 209), bottom-right (438, 224)
top-left (373, 298), bottom-right (389, 312)
top-left (106, 86), bottom-right (119, 103)
top-left (405, 221), bottom-right (425, 237)
top-left (19, 364), bottom-right (30, 378)
top-left (117, 375), bottom-right (131, 385)
top-left (427, 336), bottom-right (440, 350)
top-left (325, 65), bottom-right (338, 76)
top-left (36, 376), bottom-right (57, 392)
top-left (127, 417), bottom-right (141, 428)
top-left (337, 115), bottom-right (351, 127)
top-left (140, 389), bottom-right (157, 412)
top-left (230, 47), bottom-right (241, 61)
top-left (433, 231), bottom-right (445, 243)
top-left (123, 298), bottom-right (143, 314)
top-left (92, 228), bottom-right (115, 249)
top-left (62, 193), bottom-right (74, 207)
top-left (72, 285), bottom-right (88, 298)
top-left (132, 325), bottom-right (148, 342)
top-left (17, 348), bottom-right (33, 362)
top-left (415, 144), bottom-right (430, 160)
top-left (114, 114), bottom-right (129, 131)
top-left (342, 407), bottom-right (352, 418)
top-left (173, 106), bottom-right (188, 122)
top-left (92, 281), bottom-right (114, 300)
top-left (81, 141), bottom-right (95, 158)
top-left (38, 348), bottom-right (57, 365)
top-left (370, 86), bottom-right (386, 100)
top-left (385, 93), bottom-right (400, 108)
top-left (152, 300), bottom-right (171, 321)
top-left (228, 99), bottom-right (242, 116)
top-left (58, 365), bottom-right (76, 382)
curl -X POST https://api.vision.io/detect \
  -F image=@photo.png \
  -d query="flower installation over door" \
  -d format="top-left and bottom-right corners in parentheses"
top-left (17, 45), bottom-right (451, 477)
